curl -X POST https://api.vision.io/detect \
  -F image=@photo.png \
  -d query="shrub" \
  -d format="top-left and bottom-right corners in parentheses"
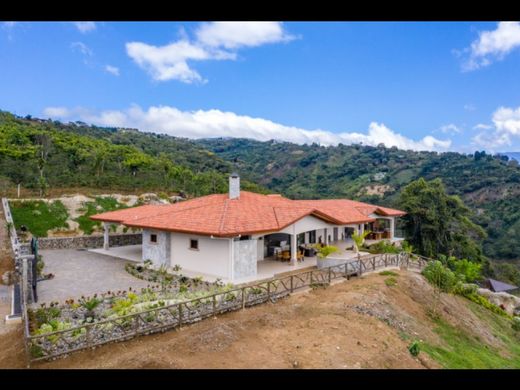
top-left (452, 259), bottom-right (482, 283)
top-left (512, 317), bottom-right (520, 332)
top-left (316, 245), bottom-right (339, 259)
top-left (385, 277), bottom-right (397, 287)
top-left (34, 306), bottom-right (61, 327)
top-left (408, 340), bottom-right (421, 357)
top-left (79, 297), bottom-right (101, 312)
top-left (422, 260), bottom-right (458, 293)
top-left (368, 240), bottom-right (400, 254)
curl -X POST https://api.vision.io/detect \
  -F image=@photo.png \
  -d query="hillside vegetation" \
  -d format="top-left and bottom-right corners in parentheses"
top-left (0, 111), bottom-right (266, 198)
top-left (197, 138), bottom-right (520, 265)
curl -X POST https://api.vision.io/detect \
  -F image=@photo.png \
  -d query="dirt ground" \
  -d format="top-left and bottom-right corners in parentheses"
top-left (0, 268), bottom-right (513, 369)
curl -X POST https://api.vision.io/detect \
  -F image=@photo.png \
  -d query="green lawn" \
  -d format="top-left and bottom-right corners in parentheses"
top-left (10, 200), bottom-right (69, 237)
top-left (422, 303), bottom-right (520, 368)
top-left (74, 196), bottom-right (127, 234)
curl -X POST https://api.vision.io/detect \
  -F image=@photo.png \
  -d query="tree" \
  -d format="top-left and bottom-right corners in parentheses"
top-left (398, 178), bottom-right (486, 262)
top-left (351, 230), bottom-right (371, 254)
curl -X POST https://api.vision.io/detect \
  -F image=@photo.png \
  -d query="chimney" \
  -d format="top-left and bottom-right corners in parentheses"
top-left (229, 172), bottom-right (240, 199)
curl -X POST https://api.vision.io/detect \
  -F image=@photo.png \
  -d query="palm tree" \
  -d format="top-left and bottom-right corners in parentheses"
top-left (351, 230), bottom-right (371, 254)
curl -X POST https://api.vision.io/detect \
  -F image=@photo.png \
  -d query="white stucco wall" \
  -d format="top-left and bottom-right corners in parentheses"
top-left (233, 239), bottom-right (257, 279)
top-left (142, 229), bottom-right (171, 267)
top-left (170, 232), bottom-right (231, 279)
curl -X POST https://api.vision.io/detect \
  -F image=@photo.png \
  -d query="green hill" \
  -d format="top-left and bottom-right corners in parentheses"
top-left (0, 111), bottom-right (266, 198)
top-left (196, 138), bottom-right (520, 269)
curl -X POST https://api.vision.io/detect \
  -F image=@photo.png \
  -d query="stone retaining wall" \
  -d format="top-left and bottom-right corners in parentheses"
top-left (33, 233), bottom-right (142, 250)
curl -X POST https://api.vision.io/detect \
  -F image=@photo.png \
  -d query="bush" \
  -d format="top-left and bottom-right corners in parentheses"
top-left (408, 340), bottom-right (421, 357)
top-left (385, 277), bottom-right (398, 287)
top-left (422, 260), bottom-right (458, 293)
top-left (368, 240), bottom-right (400, 254)
top-left (512, 317), bottom-right (520, 332)
top-left (452, 259), bottom-right (482, 283)
top-left (316, 245), bottom-right (339, 259)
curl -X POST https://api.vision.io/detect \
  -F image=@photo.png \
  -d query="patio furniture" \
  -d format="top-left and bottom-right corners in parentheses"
top-left (281, 250), bottom-right (291, 262)
top-left (297, 250), bottom-right (305, 262)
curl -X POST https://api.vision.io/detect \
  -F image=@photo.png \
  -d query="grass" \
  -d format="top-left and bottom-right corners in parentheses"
top-left (384, 277), bottom-right (398, 287)
top-left (74, 196), bottom-right (127, 234)
top-left (379, 270), bottom-right (399, 277)
top-left (10, 200), bottom-right (69, 237)
top-left (421, 303), bottom-right (520, 368)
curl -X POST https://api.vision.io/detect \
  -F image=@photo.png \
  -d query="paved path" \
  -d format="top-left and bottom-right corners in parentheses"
top-left (35, 249), bottom-right (150, 305)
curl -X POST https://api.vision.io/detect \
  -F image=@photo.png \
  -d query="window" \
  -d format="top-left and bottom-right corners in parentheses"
top-left (150, 234), bottom-right (157, 243)
top-left (189, 239), bottom-right (199, 250)
top-left (309, 230), bottom-right (316, 244)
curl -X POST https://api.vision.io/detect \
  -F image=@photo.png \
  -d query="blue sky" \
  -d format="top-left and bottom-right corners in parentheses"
top-left (1, 21), bottom-right (520, 152)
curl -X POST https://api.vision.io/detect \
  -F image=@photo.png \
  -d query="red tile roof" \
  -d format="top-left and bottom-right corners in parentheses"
top-left (91, 191), bottom-right (406, 237)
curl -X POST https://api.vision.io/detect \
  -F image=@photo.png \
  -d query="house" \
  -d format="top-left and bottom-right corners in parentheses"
top-left (91, 173), bottom-right (406, 283)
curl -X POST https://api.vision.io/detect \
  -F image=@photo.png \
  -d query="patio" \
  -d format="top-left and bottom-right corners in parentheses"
top-left (35, 249), bottom-right (150, 305)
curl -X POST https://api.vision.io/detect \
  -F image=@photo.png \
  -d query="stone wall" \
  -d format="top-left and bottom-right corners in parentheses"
top-left (233, 239), bottom-right (257, 280)
top-left (33, 233), bottom-right (142, 250)
top-left (142, 229), bottom-right (170, 267)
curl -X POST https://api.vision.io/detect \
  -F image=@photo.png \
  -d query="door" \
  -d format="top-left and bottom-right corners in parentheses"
top-left (333, 227), bottom-right (338, 241)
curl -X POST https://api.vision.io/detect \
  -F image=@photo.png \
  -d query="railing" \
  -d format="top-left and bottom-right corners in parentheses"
top-left (24, 251), bottom-right (428, 364)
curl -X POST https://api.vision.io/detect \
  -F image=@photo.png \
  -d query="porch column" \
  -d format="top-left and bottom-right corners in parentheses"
top-left (103, 222), bottom-right (110, 250)
top-left (324, 228), bottom-right (328, 245)
top-left (291, 227), bottom-right (297, 266)
top-left (389, 218), bottom-right (395, 240)
top-left (359, 224), bottom-right (364, 235)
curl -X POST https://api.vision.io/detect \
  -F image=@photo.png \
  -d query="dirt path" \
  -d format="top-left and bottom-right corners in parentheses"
top-left (0, 269), bottom-right (510, 369)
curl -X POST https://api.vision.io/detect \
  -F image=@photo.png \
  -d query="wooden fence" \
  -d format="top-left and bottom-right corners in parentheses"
top-left (24, 251), bottom-right (428, 364)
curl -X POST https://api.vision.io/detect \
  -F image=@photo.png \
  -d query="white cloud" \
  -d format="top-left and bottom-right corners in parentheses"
top-left (462, 22), bottom-right (520, 71)
top-left (71, 41), bottom-right (93, 57)
top-left (104, 65), bottom-right (120, 76)
top-left (74, 22), bottom-right (96, 33)
top-left (196, 22), bottom-right (295, 49)
top-left (438, 124), bottom-right (461, 134)
top-left (473, 123), bottom-right (492, 130)
top-left (42, 104), bottom-right (451, 152)
top-left (43, 107), bottom-right (71, 118)
top-left (493, 106), bottom-right (520, 136)
top-left (126, 40), bottom-right (220, 83)
top-left (472, 105), bottom-right (520, 149)
top-left (126, 22), bottom-right (295, 83)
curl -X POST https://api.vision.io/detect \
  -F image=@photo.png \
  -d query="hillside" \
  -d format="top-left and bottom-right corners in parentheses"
top-left (197, 138), bottom-right (520, 268)
top-left (1, 269), bottom-right (519, 368)
top-left (0, 111), bottom-right (266, 198)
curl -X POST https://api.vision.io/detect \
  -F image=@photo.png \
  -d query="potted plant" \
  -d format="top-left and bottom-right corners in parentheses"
top-left (315, 245), bottom-right (344, 269)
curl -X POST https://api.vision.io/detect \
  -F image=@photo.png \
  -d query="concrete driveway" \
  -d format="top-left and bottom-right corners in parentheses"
top-left (35, 249), bottom-right (151, 305)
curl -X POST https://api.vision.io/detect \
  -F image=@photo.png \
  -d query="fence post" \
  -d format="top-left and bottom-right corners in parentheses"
top-left (358, 259), bottom-right (363, 276)
top-left (328, 266), bottom-right (332, 284)
top-left (267, 281), bottom-right (271, 302)
top-left (290, 275), bottom-right (294, 293)
top-left (86, 325), bottom-right (91, 349)
top-left (241, 287), bottom-right (246, 310)
top-left (372, 256), bottom-right (376, 271)
top-left (178, 304), bottom-right (183, 327)
top-left (212, 294), bottom-right (217, 315)
top-left (310, 270), bottom-right (313, 285)
top-left (384, 254), bottom-right (388, 267)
